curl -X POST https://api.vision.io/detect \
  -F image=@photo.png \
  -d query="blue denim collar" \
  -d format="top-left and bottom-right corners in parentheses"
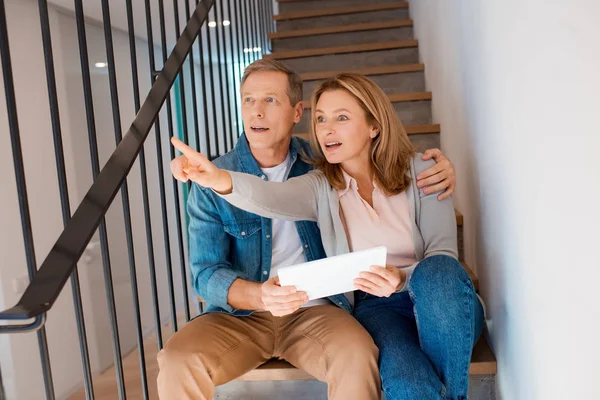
top-left (234, 132), bottom-right (300, 176)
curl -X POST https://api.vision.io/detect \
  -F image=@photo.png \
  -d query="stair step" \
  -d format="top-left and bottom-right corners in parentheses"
top-left (461, 261), bottom-right (479, 290)
top-left (269, 19), bottom-right (412, 39)
top-left (283, 47), bottom-right (419, 75)
top-left (300, 63), bottom-right (424, 81)
top-left (272, 20), bottom-right (414, 52)
top-left (277, 0), bottom-right (404, 14)
top-left (293, 124), bottom-right (439, 139)
top-left (455, 209), bottom-right (464, 225)
top-left (274, 2), bottom-right (409, 21)
top-left (270, 41), bottom-right (419, 75)
top-left (266, 40), bottom-right (418, 60)
top-left (239, 338), bottom-right (496, 381)
top-left (276, 7), bottom-right (410, 32)
top-left (303, 91), bottom-right (432, 108)
top-left (296, 93), bottom-right (432, 132)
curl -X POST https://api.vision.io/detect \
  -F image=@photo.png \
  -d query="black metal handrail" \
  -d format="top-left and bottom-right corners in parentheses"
top-left (0, 0), bottom-right (214, 326)
top-left (1, 0), bottom-right (274, 398)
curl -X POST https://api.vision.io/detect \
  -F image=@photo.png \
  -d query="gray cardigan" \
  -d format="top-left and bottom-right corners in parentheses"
top-left (220, 155), bottom-right (458, 293)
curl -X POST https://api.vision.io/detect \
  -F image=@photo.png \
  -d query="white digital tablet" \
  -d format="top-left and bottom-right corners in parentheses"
top-left (277, 246), bottom-right (387, 300)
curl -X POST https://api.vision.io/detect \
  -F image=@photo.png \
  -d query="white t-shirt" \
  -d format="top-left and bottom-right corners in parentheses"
top-left (261, 154), bottom-right (328, 307)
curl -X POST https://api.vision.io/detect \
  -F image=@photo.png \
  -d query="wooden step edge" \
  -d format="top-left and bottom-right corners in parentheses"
top-left (303, 91), bottom-right (430, 109)
top-left (461, 260), bottom-right (479, 291)
top-left (269, 19), bottom-right (413, 39)
top-left (265, 40), bottom-right (418, 60)
top-left (300, 63), bottom-right (424, 81)
top-left (455, 209), bottom-right (464, 226)
top-left (293, 124), bottom-right (438, 140)
top-left (274, 1), bottom-right (409, 21)
top-left (239, 338), bottom-right (496, 381)
top-left (405, 123), bottom-right (440, 134)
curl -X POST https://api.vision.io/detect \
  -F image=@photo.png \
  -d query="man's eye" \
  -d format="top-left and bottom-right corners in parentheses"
top-left (244, 97), bottom-right (253, 103)
top-left (338, 115), bottom-right (348, 121)
top-left (266, 97), bottom-right (275, 103)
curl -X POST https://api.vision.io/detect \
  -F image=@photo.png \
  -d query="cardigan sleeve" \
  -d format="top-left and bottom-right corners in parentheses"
top-left (216, 170), bottom-right (325, 222)
top-left (397, 157), bottom-right (458, 292)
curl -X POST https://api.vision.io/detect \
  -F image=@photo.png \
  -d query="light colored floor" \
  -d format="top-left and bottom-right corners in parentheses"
top-left (67, 318), bottom-right (326, 400)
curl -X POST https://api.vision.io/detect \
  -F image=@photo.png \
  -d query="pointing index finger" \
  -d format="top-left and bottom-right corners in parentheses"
top-left (171, 137), bottom-right (199, 160)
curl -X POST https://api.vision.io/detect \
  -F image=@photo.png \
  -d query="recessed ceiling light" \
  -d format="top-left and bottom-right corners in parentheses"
top-left (223, 20), bottom-right (231, 26)
top-left (208, 21), bottom-right (216, 28)
top-left (95, 62), bottom-right (107, 68)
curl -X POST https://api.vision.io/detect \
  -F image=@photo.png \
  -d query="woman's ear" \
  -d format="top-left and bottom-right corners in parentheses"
top-left (369, 125), bottom-right (380, 139)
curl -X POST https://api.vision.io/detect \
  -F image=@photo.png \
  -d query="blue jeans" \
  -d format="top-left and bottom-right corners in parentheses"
top-left (354, 255), bottom-right (484, 400)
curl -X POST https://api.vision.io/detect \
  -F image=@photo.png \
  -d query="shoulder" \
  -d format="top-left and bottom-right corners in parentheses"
top-left (213, 150), bottom-right (240, 171)
top-left (291, 135), bottom-right (316, 159)
top-left (410, 153), bottom-right (434, 176)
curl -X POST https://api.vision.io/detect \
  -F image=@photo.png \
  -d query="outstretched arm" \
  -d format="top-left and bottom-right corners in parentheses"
top-left (171, 137), bottom-right (321, 222)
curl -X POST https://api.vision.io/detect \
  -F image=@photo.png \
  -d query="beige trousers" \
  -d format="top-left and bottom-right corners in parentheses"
top-left (157, 304), bottom-right (381, 400)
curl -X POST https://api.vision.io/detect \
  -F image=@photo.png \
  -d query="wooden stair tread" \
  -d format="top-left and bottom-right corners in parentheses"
top-left (275, 2), bottom-right (409, 21)
top-left (455, 209), bottom-right (464, 226)
top-left (293, 124), bottom-right (438, 140)
top-left (265, 40), bottom-right (418, 60)
top-left (240, 339), bottom-right (496, 381)
top-left (300, 63), bottom-right (424, 81)
top-left (303, 91), bottom-right (431, 108)
top-left (269, 19), bottom-right (413, 39)
top-left (461, 261), bottom-right (479, 290)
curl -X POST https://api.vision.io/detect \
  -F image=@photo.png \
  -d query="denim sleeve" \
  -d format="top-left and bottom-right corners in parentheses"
top-left (188, 183), bottom-right (239, 312)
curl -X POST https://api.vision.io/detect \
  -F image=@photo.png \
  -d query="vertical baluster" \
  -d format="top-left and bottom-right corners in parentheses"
top-left (226, 0), bottom-right (241, 142)
top-left (0, 1), bottom-right (55, 398)
top-left (205, 9), bottom-right (222, 155)
top-left (214, 1), bottom-right (232, 151)
top-left (157, 0), bottom-right (183, 332)
top-left (171, 0), bottom-right (192, 323)
top-left (195, 3), bottom-right (214, 159)
top-left (242, 0), bottom-right (254, 63)
top-left (185, 0), bottom-right (203, 156)
top-left (38, 0), bottom-right (94, 398)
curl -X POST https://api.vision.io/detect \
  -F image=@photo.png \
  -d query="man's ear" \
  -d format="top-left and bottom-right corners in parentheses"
top-left (293, 101), bottom-right (304, 124)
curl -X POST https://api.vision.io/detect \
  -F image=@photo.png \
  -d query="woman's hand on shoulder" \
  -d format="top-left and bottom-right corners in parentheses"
top-left (354, 264), bottom-right (406, 298)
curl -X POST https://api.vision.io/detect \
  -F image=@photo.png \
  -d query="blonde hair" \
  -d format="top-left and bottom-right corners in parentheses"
top-left (309, 74), bottom-right (415, 196)
top-left (241, 59), bottom-right (303, 106)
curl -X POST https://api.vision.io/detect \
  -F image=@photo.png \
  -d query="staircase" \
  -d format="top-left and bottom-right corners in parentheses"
top-left (259, 0), bottom-right (498, 398)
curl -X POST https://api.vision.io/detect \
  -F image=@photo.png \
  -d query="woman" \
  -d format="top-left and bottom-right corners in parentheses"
top-left (172, 74), bottom-right (484, 399)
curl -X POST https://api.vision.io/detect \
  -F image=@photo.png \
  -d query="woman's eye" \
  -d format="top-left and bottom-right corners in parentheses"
top-left (316, 116), bottom-right (325, 123)
top-left (338, 115), bottom-right (348, 121)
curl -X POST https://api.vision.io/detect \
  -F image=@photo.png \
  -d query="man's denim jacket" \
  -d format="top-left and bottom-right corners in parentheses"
top-left (188, 133), bottom-right (353, 316)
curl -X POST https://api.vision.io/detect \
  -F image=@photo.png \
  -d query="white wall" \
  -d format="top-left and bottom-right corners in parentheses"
top-left (0, 0), bottom-right (195, 398)
top-left (411, 0), bottom-right (600, 399)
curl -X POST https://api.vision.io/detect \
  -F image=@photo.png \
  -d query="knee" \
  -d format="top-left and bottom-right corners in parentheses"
top-left (411, 255), bottom-right (472, 295)
top-left (158, 338), bottom-right (206, 375)
top-left (330, 324), bottom-right (379, 366)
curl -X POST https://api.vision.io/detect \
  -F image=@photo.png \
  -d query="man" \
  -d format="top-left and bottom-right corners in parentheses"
top-left (158, 59), bottom-right (456, 399)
